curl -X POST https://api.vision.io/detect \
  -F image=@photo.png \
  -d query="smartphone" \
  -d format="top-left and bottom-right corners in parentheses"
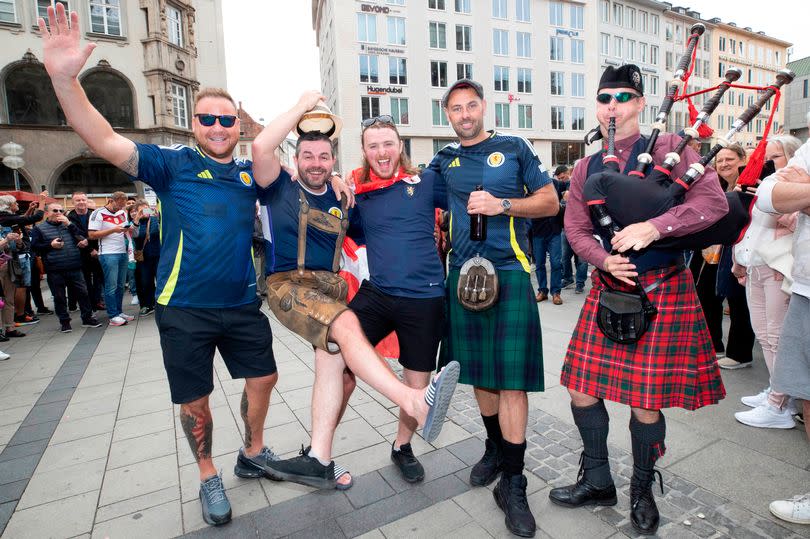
top-left (122, 223), bottom-right (132, 229)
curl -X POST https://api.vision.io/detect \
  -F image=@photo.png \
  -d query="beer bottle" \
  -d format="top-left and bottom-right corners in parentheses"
top-left (470, 185), bottom-right (486, 242)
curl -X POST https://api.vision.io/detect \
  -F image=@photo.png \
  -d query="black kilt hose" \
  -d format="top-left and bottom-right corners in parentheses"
top-left (439, 269), bottom-right (544, 392)
top-left (561, 267), bottom-right (725, 410)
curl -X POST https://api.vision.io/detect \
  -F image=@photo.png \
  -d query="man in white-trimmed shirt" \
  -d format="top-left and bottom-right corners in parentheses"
top-left (88, 191), bottom-right (131, 326)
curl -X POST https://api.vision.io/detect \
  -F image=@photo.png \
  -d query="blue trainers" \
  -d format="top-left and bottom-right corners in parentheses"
top-left (199, 473), bottom-right (231, 526)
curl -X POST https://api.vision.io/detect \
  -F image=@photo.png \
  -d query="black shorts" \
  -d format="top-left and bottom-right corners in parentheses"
top-left (155, 299), bottom-right (276, 404)
top-left (348, 281), bottom-right (445, 372)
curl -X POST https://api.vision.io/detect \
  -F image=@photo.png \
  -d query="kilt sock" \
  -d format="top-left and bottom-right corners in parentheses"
top-left (572, 400), bottom-right (612, 488)
top-left (629, 413), bottom-right (666, 483)
top-left (482, 413), bottom-right (503, 448)
top-left (502, 439), bottom-right (527, 476)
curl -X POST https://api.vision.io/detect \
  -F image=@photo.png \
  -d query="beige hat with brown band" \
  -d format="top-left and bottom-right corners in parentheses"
top-left (296, 101), bottom-right (343, 141)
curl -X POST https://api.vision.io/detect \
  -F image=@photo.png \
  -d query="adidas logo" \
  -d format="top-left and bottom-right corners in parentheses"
top-left (197, 170), bottom-right (213, 179)
top-left (448, 158), bottom-right (461, 168)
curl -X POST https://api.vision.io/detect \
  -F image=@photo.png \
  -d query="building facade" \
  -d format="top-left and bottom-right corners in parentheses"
top-left (0, 0), bottom-right (226, 197)
top-left (784, 55), bottom-right (810, 141)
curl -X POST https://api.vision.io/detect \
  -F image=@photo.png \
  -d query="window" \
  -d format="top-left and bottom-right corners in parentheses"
top-left (456, 24), bottom-right (472, 51)
top-left (494, 66), bottom-right (509, 91)
top-left (5, 64), bottom-right (64, 125)
top-left (718, 61), bottom-right (725, 79)
top-left (36, 0), bottom-right (68, 19)
top-left (626, 7), bottom-right (635, 29)
top-left (551, 106), bottom-right (564, 130)
top-left (170, 82), bottom-right (188, 128)
top-left (650, 45), bottom-right (658, 65)
top-left (167, 5), bottom-right (183, 46)
top-left (518, 105), bottom-right (532, 129)
top-left (493, 29), bottom-right (508, 55)
top-left (571, 39), bottom-right (584, 64)
top-left (517, 68), bottom-right (532, 93)
top-left (665, 51), bottom-right (672, 70)
top-left (730, 39), bottom-right (737, 55)
top-left (552, 141), bottom-right (584, 166)
top-left (432, 100), bottom-right (449, 126)
top-left (600, 33), bottom-right (609, 55)
top-left (627, 40), bottom-right (635, 60)
top-left (430, 61), bottom-right (448, 87)
top-left (703, 61), bottom-right (709, 79)
top-left (454, 0), bottom-right (470, 13)
top-left (614, 36), bottom-right (622, 58)
top-left (0, 0), bottom-right (16, 22)
top-left (492, 0), bottom-right (507, 19)
top-left (571, 4), bottom-right (583, 29)
top-left (550, 36), bottom-right (563, 61)
top-left (428, 0), bottom-right (445, 9)
top-left (665, 22), bottom-right (673, 42)
top-left (429, 22), bottom-right (446, 48)
top-left (640, 42), bottom-right (647, 63)
top-left (457, 62), bottom-right (473, 80)
top-left (549, 2), bottom-right (563, 26)
top-left (359, 55), bottom-right (379, 83)
top-left (571, 73), bottom-right (584, 97)
top-left (804, 79), bottom-right (808, 99)
top-left (571, 107), bottom-right (585, 130)
top-left (389, 57), bottom-right (407, 84)
top-left (387, 16), bottom-right (405, 45)
top-left (89, 0), bottom-right (121, 36)
top-left (717, 114), bottom-right (724, 130)
top-left (639, 11), bottom-right (648, 32)
top-left (357, 13), bottom-right (377, 42)
top-left (495, 103), bottom-right (510, 128)
top-left (650, 76), bottom-right (659, 96)
top-left (516, 0), bottom-right (530, 22)
top-left (516, 32), bottom-right (531, 57)
top-left (387, 0), bottom-right (405, 4)
top-left (433, 138), bottom-right (455, 153)
top-left (361, 96), bottom-right (381, 120)
top-left (650, 14), bottom-right (659, 35)
top-left (550, 71), bottom-right (564, 95)
top-left (612, 3), bottom-right (622, 26)
top-left (390, 97), bottom-right (409, 125)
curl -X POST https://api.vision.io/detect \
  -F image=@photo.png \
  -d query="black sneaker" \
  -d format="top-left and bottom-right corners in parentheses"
top-left (14, 315), bottom-right (38, 326)
top-left (69, 306), bottom-right (79, 313)
top-left (139, 306), bottom-right (155, 317)
top-left (233, 447), bottom-right (280, 479)
top-left (0, 333), bottom-right (8, 342)
top-left (37, 308), bottom-right (54, 315)
top-left (391, 443), bottom-right (424, 483)
top-left (470, 438), bottom-right (503, 486)
top-left (199, 473), bottom-right (231, 526)
top-left (60, 321), bottom-right (72, 333)
top-left (494, 474), bottom-right (536, 538)
top-left (81, 318), bottom-right (102, 328)
top-left (251, 445), bottom-right (338, 489)
top-left (5, 330), bottom-right (25, 338)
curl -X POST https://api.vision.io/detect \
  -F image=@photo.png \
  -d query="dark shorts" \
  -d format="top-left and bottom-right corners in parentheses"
top-left (348, 281), bottom-right (444, 373)
top-left (155, 299), bottom-right (276, 404)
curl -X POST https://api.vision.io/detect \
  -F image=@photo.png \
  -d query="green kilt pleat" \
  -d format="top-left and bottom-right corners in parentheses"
top-left (439, 268), bottom-right (544, 391)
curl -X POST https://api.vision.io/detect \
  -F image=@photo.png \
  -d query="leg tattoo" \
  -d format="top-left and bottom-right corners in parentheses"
top-left (180, 409), bottom-right (213, 462)
top-left (240, 389), bottom-right (252, 448)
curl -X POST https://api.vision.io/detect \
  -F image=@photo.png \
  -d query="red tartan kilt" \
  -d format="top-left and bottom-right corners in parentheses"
top-left (561, 266), bottom-right (726, 410)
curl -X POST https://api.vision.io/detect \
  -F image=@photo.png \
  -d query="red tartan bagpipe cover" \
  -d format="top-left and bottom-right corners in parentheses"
top-left (338, 237), bottom-right (400, 359)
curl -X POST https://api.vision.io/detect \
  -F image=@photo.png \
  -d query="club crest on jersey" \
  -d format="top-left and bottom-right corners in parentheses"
top-left (402, 175), bottom-right (421, 184)
top-left (328, 207), bottom-right (343, 219)
top-left (239, 171), bottom-right (253, 186)
top-left (487, 152), bottom-right (505, 167)
top-left (406, 185), bottom-right (415, 197)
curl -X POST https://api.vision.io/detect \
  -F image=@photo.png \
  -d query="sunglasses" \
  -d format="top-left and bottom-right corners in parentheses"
top-left (194, 114), bottom-right (238, 128)
top-left (361, 115), bottom-right (394, 128)
top-left (51, 209), bottom-right (63, 213)
top-left (596, 92), bottom-right (641, 104)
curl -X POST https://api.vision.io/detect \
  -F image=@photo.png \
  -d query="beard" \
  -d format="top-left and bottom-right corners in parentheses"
top-left (299, 167), bottom-right (330, 191)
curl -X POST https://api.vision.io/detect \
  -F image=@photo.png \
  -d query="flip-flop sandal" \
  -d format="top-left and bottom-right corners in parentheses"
top-left (334, 463), bottom-right (353, 491)
top-left (421, 360), bottom-right (461, 443)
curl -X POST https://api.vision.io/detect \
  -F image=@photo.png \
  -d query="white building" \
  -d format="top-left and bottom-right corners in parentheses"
top-left (0, 0), bottom-right (226, 197)
top-left (312, 0), bottom-right (599, 171)
top-left (784, 55), bottom-right (809, 141)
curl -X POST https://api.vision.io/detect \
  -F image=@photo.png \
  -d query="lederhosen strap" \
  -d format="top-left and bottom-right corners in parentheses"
top-left (296, 189), bottom-right (349, 276)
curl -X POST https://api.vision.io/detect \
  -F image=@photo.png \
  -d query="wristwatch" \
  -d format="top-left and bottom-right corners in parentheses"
top-left (501, 198), bottom-right (512, 215)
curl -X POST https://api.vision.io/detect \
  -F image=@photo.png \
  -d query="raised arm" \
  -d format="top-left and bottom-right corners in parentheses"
top-left (38, 4), bottom-right (137, 175)
top-left (251, 91), bottom-right (325, 187)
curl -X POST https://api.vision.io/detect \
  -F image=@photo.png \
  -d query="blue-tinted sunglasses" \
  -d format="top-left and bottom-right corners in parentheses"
top-left (194, 114), bottom-right (238, 128)
top-left (596, 92), bottom-right (641, 104)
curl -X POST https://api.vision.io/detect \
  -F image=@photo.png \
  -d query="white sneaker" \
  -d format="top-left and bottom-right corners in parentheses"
top-left (120, 313), bottom-right (135, 321)
top-left (0, 350), bottom-right (9, 361)
top-left (130, 296), bottom-right (139, 305)
top-left (741, 387), bottom-right (770, 408)
top-left (735, 403), bottom-right (796, 429)
top-left (770, 493), bottom-right (810, 525)
top-left (785, 397), bottom-right (800, 416)
top-left (109, 316), bottom-right (128, 327)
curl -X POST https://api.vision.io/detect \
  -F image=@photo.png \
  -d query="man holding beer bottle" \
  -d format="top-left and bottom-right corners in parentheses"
top-left (429, 79), bottom-right (559, 538)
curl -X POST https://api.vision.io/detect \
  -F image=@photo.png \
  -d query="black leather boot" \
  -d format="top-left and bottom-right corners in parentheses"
top-left (493, 473), bottom-right (536, 537)
top-left (549, 453), bottom-right (617, 507)
top-left (629, 413), bottom-right (667, 535)
top-left (470, 438), bottom-right (503, 486)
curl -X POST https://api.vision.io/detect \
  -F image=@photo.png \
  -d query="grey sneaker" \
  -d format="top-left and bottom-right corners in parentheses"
top-left (199, 473), bottom-right (231, 526)
top-left (233, 446), bottom-right (280, 479)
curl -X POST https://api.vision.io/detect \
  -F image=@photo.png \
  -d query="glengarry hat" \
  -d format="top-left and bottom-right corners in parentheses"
top-left (296, 101), bottom-right (343, 141)
top-left (598, 64), bottom-right (644, 95)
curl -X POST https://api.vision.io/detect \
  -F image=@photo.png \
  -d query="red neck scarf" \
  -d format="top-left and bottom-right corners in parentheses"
top-left (352, 167), bottom-right (413, 195)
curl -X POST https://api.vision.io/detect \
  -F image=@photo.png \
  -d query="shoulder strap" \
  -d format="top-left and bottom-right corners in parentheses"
top-left (296, 189), bottom-right (349, 275)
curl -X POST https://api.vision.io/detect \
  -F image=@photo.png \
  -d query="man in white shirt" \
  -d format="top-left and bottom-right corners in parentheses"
top-left (88, 191), bottom-right (132, 326)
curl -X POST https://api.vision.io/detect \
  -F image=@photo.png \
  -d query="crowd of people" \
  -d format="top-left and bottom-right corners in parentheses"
top-left (13, 4), bottom-right (807, 535)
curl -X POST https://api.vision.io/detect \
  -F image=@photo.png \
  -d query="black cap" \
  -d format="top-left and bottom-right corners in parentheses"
top-left (598, 64), bottom-right (644, 95)
top-left (554, 165), bottom-right (569, 176)
top-left (441, 79), bottom-right (484, 107)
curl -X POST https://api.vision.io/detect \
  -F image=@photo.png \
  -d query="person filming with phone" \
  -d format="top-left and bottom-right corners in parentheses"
top-left (88, 191), bottom-right (131, 326)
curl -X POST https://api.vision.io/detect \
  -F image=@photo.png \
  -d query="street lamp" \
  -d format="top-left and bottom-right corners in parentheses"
top-left (1, 142), bottom-right (25, 191)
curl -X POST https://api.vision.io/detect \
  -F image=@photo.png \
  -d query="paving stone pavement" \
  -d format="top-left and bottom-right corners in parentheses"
top-left (0, 283), bottom-right (808, 538)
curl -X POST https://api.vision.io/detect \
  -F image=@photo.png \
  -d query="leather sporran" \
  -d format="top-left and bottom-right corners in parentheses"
top-left (133, 250), bottom-right (144, 263)
top-left (457, 256), bottom-right (499, 312)
top-left (596, 287), bottom-right (651, 345)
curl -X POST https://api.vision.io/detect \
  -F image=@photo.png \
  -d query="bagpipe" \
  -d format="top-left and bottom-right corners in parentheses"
top-left (584, 23), bottom-right (796, 251)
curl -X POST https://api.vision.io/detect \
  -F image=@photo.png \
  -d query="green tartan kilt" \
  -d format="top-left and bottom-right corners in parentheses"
top-left (439, 268), bottom-right (544, 392)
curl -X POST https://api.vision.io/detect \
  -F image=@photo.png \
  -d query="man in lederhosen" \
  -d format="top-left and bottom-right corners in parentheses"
top-left (551, 65), bottom-right (727, 535)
